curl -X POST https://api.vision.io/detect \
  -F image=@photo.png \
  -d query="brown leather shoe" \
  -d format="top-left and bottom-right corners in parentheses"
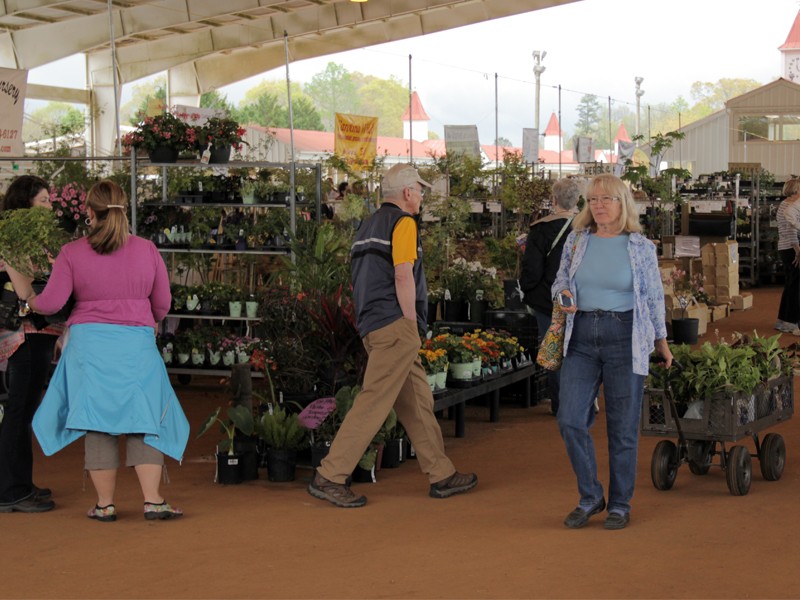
top-left (429, 471), bottom-right (478, 498)
top-left (308, 471), bottom-right (367, 508)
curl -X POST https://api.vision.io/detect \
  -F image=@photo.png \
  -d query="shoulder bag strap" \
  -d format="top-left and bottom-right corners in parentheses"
top-left (547, 217), bottom-right (574, 256)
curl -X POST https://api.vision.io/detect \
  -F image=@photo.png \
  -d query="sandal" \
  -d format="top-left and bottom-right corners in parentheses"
top-left (143, 501), bottom-right (183, 520)
top-left (87, 504), bottom-right (116, 522)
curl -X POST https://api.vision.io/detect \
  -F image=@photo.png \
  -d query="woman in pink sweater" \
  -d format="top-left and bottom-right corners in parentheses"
top-left (18, 180), bottom-right (189, 523)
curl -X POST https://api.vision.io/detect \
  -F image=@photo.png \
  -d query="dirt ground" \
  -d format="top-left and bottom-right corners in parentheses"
top-left (3, 286), bottom-right (800, 600)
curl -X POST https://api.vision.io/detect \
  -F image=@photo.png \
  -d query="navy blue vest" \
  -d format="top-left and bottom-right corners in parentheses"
top-left (350, 203), bottom-right (428, 337)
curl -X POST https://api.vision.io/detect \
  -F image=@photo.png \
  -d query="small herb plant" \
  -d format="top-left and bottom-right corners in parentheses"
top-left (0, 206), bottom-right (70, 277)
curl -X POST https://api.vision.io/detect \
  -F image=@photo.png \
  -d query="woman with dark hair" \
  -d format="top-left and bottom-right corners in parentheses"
top-left (16, 180), bottom-right (189, 523)
top-left (0, 175), bottom-right (60, 514)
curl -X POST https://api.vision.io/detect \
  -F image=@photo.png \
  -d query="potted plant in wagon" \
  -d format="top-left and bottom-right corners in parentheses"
top-left (196, 405), bottom-right (255, 485)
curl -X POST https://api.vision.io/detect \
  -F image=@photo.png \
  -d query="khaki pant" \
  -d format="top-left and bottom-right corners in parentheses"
top-left (318, 318), bottom-right (455, 485)
top-left (84, 432), bottom-right (164, 470)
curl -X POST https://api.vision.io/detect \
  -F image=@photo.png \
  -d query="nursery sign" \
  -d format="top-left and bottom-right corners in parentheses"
top-left (0, 67), bottom-right (27, 157)
top-left (444, 125), bottom-right (480, 159)
top-left (522, 128), bottom-right (539, 163)
top-left (334, 113), bottom-right (378, 166)
top-left (298, 396), bottom-right (336, 429)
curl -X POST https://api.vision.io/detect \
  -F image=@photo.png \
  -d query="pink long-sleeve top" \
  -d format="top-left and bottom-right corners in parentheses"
top-left (34, 236), bottom-right (171, 328)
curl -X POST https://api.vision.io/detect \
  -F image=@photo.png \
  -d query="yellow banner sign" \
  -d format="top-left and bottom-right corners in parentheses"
top-left (334, 113), bottom-right (378, 166)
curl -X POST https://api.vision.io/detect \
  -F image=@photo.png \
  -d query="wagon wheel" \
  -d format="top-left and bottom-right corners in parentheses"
top-left (725, 445), bottom-right (752, 496)
top-left (759, 433), bottom-right (786, 481)
top-left (687, 440), bottom-right (714, 475)
top-left (651, 440), bottom-right (679, 491)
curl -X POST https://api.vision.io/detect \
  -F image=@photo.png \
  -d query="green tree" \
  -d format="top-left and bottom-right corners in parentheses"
top-left (305, 62), bottom-right (359, 131)
top-left (236, 91), bottom-right (287, 128)
top-left (575, 94), bottom-right (603, 140)
top-left (690, 78), bottom-right (762, 113)
top-left (200, 90), bottom-right (234, 114)
top-left (290, 96), bottom-right (324, 131)
top-left (352, 74), bottom-right (407, 137)
top-left (121, 76), bottom-right (166, 125)
top-left (24, 102), bottom-right (85, 142)
top-left (494, 137), bottom-right (513, 147)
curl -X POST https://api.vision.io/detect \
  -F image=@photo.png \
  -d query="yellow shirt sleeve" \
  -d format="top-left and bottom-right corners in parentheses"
top-left (392, 217), bottom-right (418, 266)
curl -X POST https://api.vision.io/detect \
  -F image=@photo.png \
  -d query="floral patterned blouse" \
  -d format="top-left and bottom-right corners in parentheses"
top-left (552, 229), bottom-right (667, 376)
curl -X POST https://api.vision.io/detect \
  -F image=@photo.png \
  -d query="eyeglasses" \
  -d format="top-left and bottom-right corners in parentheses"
top-left (410, 185), bottom-right (427, 200)
top-left (587, 195), bottom-right (619, 206)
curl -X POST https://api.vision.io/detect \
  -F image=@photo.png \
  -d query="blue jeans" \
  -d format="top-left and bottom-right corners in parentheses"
top-left (533, 309), bottom-right (561, 413)
top-left (557, 310), bottom-right (645, 515)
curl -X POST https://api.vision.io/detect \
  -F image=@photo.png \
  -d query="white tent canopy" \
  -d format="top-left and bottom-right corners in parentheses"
top-left (0, 0), bottom-right (579, 154)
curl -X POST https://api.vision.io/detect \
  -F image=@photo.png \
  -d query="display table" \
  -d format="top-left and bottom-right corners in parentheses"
top-left (433, 364), bottom-right (540, 438)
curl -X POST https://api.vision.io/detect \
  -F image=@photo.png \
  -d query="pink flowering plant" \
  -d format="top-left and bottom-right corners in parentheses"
top-left (50, 183), bottom-right (87, 231)
top-left (122, 110), bottom-right (189, 153)
top-left (195, 116), bottom-right (247, 151)
top-left (666, 267), bottom-right (707, 318)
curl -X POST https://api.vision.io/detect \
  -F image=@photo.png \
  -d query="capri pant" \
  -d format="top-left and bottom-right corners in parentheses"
top-left (84, 432), bottom-right (164, 470)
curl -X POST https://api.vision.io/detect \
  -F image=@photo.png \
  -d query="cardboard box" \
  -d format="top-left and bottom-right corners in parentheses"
top-left (715, 265), bottom-right (738, 281)
top-left (701, 243), bottom-right (716, 264)
top-left (709, 303), bottom-right (730, 322)
top-left (664, 294), bottom-right (679, 309)
top-left (714, 240), bottom-right (738, 265)
top-left (662, 243), bottom-right (674, 259)
top-left (703, 266), bottom-right (716, 282)
top-left (730, 293), bottom-right (753, 310)
top-left (716, 282), bottom-right (740, 302)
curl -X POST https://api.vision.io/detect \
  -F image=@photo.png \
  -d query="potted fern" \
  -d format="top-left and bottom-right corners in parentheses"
top-left (256, 405), bottom-right (308, 482)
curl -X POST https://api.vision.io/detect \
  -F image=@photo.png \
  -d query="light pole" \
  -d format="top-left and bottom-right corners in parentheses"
top-left (635, 76), bottom-right (645, 145)
top-left (532, 50), bottom-right (547, 133)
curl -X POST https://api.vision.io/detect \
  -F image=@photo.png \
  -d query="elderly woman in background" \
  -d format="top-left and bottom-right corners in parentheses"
top-left (553, 174), bottom-right (672, 531)
top-left (774, 178), bottom-right (800, 336)
top-left (0, 175), bottom-right (62, 514)
top-left (520, 178), bottom-right (581, 416)
top-left (15, 180), bottom-right (189, 523)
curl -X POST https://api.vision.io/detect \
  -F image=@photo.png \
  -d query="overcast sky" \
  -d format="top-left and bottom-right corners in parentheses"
top-left (28, 0), bottom-right (800, 146)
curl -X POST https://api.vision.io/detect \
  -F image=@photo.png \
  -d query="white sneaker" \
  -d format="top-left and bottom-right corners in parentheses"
top-left (775, 321), bottom-right (795, 332)
top-left (786, 327), bottom-right (800, 336)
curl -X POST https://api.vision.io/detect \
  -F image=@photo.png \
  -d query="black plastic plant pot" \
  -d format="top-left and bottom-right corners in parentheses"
top-left (266, 448), bottom-right (297, 482)
top-left (380, 439), bottom-right (403, 468)
top-left (216, 452), bottom-right (243, 485)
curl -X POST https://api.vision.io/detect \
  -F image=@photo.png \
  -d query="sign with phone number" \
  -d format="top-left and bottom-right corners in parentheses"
top-left (0, 67), bottom-right (27, 157)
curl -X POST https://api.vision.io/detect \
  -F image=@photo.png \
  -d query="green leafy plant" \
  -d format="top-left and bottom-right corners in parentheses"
top-left (0, 207), bottom-right (70, 277)
top-left (195, 116), bottom-right (247, 151)
top-left (256, 405), bottom-right (308, 450)
top-left (122, 110), bottom-right (189, 153)
top-left (196, 405), bottom-right (255, 455)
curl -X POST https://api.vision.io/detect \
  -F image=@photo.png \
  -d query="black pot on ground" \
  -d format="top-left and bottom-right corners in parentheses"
top-left (443, 300), bottom-right (468, 321)
top-left (427, 301), bottom-right (439, 327)
top-left (310, 443), bottom-right (331, 470)
top-left (266, 448), bottom-right (297, 482)
top-left (234, 438), bottom-right (259, 481)
top-left (381, 438), bottom-right (404, 468)
top-left (351, 465), bottom-right (377, 483)
top-left (216, 452), bottom-right (243, 485)
top-left (671, 318), bottom-right (699, 345)
top-left (404, 439), bottom-right (417, 460)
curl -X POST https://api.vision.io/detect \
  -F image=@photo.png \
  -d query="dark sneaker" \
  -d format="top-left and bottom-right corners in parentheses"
top-left (564, 498), bottom-right (606, 529)
top-left (33, 486), bottom-right (52, 501)
top-left (308, 471), bottom-right (367, 508)
top-left (604, 512), bottom-right (630, 530)
top-left (0, 495), bottom-right (55, 513)
top-left (429, 471), bottom-right (478, 498)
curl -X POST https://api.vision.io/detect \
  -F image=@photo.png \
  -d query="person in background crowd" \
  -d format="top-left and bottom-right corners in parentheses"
top-left (0, 175), bottom-right (62, 514)
top-left (553, 173), bottom-right (672, 531)
top-left (308, 164), bottom-right (477, 508)
top-left (520, 178), bottom-right (581, 416)
top-left (774, 178), bottom-right (800, 335)
top-left (14, 180), bottom-right (189, 523)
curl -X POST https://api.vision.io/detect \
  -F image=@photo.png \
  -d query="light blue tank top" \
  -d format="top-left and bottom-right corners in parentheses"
top-left (574, 234), bottom-right (634, 312)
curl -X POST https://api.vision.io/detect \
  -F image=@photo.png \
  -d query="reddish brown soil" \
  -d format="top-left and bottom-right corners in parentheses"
top-left (3, 286), bottom-right (800, 599)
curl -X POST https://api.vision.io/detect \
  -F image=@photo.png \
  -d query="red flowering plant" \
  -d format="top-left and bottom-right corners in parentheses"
top-left (195, 116), bottom-right (247, 151)
top-left (50, 183), bottom-right (87, 233)
top-left (464, 330), bottom-right (502, 365)
top-left (250, 343), bottom-right (278, 407)
top-left (122, 110), bottom-right (189, 153)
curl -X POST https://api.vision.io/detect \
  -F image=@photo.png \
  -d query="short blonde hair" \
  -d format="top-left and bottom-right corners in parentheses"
top-left (572, 173), bottom-right (642, 235)
top-left (783, 178), bottom-right (800, 197)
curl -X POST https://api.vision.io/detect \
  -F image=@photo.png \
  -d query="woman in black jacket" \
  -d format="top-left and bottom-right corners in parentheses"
top-left (520, 178), bottom-right (582, 415)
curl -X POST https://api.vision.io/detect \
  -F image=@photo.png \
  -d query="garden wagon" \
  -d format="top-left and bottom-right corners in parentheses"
top-left (641, 368), bottom-right (793, 496)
